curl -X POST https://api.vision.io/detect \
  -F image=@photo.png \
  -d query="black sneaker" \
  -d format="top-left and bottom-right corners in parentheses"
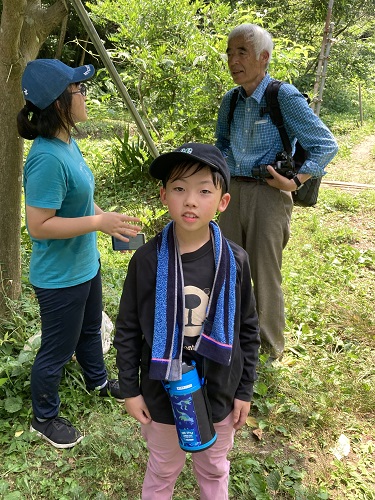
top-left (98, 379), bottom-right (125, 402)
top-left (30, 416), bottom-right (83, 449)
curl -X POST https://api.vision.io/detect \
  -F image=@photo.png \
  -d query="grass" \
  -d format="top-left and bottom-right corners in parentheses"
top-left (1, 116), bottom-right (375, 499)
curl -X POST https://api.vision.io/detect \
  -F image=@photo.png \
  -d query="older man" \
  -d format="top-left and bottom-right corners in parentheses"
top-left (216, 23), bottom-right (338, 360)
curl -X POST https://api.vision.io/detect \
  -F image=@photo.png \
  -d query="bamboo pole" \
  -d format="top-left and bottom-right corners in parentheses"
top-left (315, 22), bottom-right (334, 117)
top-left (359, 83), bottom-right (363, 126)
top-left (69, 0), bottom-right (159, 158)
top-left (311, 0), bottom-right (334, 115)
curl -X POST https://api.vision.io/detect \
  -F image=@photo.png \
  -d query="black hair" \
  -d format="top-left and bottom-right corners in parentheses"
top-left (17, 86), bottom-right (78, 140)
top-left (162, 161), bottom-right (226, 194)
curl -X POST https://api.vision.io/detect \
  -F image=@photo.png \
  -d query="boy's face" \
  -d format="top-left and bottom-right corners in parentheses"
top-left (160, 164), bottom-right (230, 239)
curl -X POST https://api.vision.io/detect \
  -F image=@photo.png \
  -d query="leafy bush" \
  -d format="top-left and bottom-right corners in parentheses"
top-left (112, 126), bottom-right (153, 189)
top-left (86, 0), bottom-right (327, 149)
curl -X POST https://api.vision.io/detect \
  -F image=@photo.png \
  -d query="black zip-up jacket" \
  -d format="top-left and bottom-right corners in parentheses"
top-left (114, 235), bottom-right (260, 424)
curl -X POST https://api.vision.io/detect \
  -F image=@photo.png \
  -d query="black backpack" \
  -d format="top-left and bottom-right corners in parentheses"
top-left (227, 80), bottom-right (321, 207)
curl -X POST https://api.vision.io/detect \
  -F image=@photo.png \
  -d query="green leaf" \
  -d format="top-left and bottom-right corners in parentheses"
top-left (4, 492), bottom-right (23, 500)
top-left (4, 396), bottom-right (23, 414)
top-left (254, 381), bottom-right (268, 396)
top-left (248, 472), bottom-right (270, 499)
top-left (266, 470), bottom-right (281, 491)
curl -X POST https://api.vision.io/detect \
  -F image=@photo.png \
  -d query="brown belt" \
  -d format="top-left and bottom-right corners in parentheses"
top-left (231, 176), bottom-right (258, 183)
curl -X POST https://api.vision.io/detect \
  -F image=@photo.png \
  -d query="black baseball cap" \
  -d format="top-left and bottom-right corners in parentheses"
top-left (149, 143), bottom-right (230, 192)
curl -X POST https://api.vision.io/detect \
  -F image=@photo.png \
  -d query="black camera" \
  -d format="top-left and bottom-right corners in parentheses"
top-left (251, 152), bottom-right (296, 180)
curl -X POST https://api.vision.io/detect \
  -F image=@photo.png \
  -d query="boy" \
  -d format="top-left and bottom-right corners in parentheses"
top-left (114, 143), bottom-right (260, 499)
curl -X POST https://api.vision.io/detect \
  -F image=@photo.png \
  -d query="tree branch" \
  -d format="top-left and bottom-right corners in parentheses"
top-left (19, 0), bottom-right (69, 62)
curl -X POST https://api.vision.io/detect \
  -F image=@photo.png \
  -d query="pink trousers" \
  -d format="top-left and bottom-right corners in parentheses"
top-left (141, 412), bottom-right (235, 500)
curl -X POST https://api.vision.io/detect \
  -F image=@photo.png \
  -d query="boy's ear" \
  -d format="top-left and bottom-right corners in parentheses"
top-left (160, 186), bottom-right (167, 206)
top-left (217, 192), bottom-right (231, 213)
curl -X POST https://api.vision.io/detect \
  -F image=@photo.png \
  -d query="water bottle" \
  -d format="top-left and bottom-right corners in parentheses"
top-left (165, 362), bottom-right (217, 452)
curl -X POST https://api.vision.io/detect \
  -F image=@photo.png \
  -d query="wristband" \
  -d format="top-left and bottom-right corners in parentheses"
top-left (293, 175), bottom-right (304, 190)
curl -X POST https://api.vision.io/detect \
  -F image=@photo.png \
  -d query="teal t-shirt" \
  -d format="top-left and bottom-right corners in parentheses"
top-left (24, 136), bottom-right (100, 288)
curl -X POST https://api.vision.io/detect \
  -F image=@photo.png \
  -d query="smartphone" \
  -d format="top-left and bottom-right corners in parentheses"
top-left (112, 233), bottom-right (146, 251)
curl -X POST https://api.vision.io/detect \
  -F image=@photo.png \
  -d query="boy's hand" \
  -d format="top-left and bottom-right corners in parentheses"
top-left (233, 398), bottom-right (251, 430)
top-left (125, 395), bottom-right (152, 424)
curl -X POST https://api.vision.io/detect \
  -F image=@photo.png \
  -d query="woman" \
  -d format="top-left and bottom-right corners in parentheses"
top-left (17, 59), bottom-right (141, 449)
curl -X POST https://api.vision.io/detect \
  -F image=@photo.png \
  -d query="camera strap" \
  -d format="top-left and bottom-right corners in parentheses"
top-left (228, 80), bottom-right (309, 167)
top-left (226, 80), bottom-right (320, 207)
top-left (262, 80), bottom-right (293, 156)
top-left (262, 81), bottom-right (321, 207)
top-left (227, 87), bottom-right (240, 133)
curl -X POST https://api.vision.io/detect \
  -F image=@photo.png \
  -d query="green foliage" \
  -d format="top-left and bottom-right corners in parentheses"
top-left (86, 0), bottom-right (234, 146)
top-left (3, 8), bottom-right (375, 489)
top-left (229, 451), bottom-right (327, 499)
top-left (2, 124), bottom-right (375, 497)
top-left (80, 0), bottom-right (375, 150)
top-left (27, 0), bottom-right (375, 150)
top-left (112, 125), bottom-right (153, 190)
top-left (77, 134), bottom-right (168, 241)
top-left (84, 0), bottom-right (325, 148)
top-left (251, 0), bottom-right (375, 84)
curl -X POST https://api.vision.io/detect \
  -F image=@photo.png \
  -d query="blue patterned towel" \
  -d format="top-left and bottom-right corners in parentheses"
top-left (149, 221), bottom-right (236, 381)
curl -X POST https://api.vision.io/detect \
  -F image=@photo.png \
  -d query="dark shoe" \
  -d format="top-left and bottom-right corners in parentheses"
top-left (265, 355), bottom-right (278, 366)
top-left (98, 379), bottom-right (125, 402)
top-left (30, 416), bottom-right (83, 449)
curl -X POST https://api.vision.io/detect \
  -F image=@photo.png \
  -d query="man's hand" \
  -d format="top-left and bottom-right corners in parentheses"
top-left (125, 395), bottom-right (152, 424)
top-left (233, 398), bottom-right (251, 430)
top-left (265, 165), bottom-right (311, 192)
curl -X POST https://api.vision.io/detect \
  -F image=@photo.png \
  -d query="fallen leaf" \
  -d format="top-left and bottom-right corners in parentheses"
top-left (253, 428), bottom-right (263, 440)
top-left (246, 416), bottom-right (258, 428)
top-left (15, 430), bottom-right (24, 438)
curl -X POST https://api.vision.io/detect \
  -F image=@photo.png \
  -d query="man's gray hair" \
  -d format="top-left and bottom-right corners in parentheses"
top-left (228, 24), bottom-right (273, 66)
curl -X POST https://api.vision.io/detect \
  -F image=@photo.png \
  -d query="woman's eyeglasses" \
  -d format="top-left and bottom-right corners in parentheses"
top-left (70, 83), bottom-right (87, 97)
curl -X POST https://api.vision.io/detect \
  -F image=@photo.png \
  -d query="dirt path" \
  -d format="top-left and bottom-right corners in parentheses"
top-left (351, 134), bottom-right (375, 165)
top-left (323, 133), bottom-right (375, 186)
top-left (319, 133), bottom-right (375, 252)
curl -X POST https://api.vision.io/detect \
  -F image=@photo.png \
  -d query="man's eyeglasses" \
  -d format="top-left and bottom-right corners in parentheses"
top-left (70, 83), bottom-right (87, 97)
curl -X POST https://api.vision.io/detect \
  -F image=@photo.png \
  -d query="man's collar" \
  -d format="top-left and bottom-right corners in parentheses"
top-left (238, 73), bottom-right (271, 103)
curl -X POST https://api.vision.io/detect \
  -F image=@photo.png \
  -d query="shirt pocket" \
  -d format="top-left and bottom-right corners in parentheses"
top-left (250, 116), bottom-right (281, 156)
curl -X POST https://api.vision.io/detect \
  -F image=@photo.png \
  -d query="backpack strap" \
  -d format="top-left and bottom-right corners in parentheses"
top-left (262, 80), bottom-right (293, 155)
top-left (227, 87), bottom-right (240, 133)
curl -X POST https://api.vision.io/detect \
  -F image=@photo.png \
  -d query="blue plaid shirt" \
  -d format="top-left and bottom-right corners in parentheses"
top-left (215, 73), bottom-right (338, 178)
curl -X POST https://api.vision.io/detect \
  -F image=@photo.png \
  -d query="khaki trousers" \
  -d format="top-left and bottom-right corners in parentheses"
top-left (219, 179), bottom-right (293, 358)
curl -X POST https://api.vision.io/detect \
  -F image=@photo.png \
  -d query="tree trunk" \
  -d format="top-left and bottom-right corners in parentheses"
top-left (55, 13), bottom-right (69, 60)
top-left (0, 0), bottom-right (68, 325)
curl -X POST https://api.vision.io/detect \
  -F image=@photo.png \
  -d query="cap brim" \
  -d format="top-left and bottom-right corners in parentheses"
top-left (71, 64), bottom-right (95, 83)
top-left (149, 151), bottom-right (221, 181)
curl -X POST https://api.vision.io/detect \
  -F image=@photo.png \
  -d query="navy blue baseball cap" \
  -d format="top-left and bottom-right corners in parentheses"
top-left (149, 142), bottom-right (230, 192)
top-left (21, 59), bottom-right (95, 110)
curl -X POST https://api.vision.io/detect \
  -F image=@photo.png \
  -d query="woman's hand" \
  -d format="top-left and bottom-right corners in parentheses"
top-left (97, 212), bottom-right (141, 241)
top-left (26, 205), bottom-right (141, 240)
